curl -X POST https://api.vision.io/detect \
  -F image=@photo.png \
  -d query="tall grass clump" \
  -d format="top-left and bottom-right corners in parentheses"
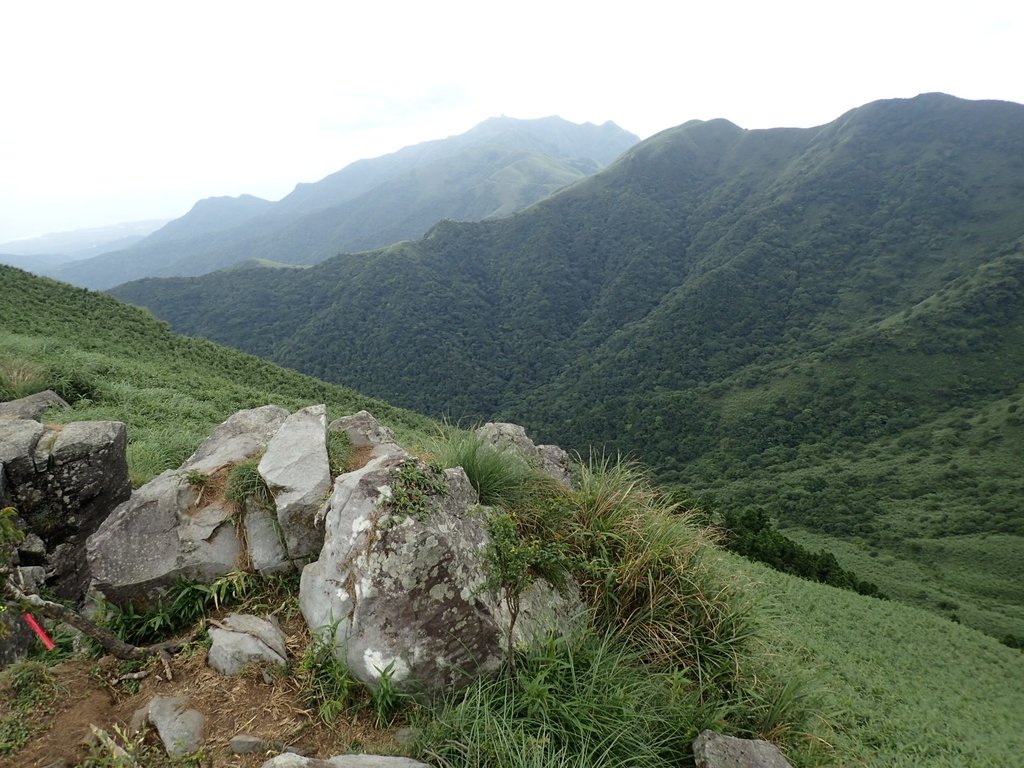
top-left (225, 458), bottom-right (273, 507)
top-left (562, 457), bottom-right (753, 688)
top-left (0, 357), bottom-right (50, 400)
top-left (419, 630), bottom-right (708, 768)
top-left (413, 448), bottom-right (812, 766)
top-left (430, 430), bottom-right (558, 510)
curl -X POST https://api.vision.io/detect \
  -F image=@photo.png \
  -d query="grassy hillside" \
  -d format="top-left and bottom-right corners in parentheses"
top-left (734, 554), bottom-right (1024, 767)
top-left (0, 265), bottom-right (434, 484)
top-left (3, 264), bottom-right (1022, 766)
top-left (112, 94), bottom-right (1024, 641)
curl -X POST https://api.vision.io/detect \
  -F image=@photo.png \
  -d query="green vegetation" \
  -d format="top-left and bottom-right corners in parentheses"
top-left (223, 458), bottom-right (273, 507)
top-left (430, 430), bottom-right (557, 509)
top-left (112, 94), bottom-right (1024, 641)
top-left (95, 571), bottom-right (262, 645)
top-left (3, 261), bottom-right (1023, 763)
top-left (737, 555), bottom-right (1024, 766)
top-left (417, 630), bottom-right (717, 768)
top-left (0, 661), bottom-right (61, 756)
top-left (386, 460), bottom-right (449, 521)
top-left (719, 507), bottom-right (884, 598)
top-left (0, 264), bottom-right (435, 488)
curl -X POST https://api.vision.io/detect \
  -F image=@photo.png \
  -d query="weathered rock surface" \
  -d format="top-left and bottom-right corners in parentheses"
top-left (0, 390), bottom-right (69, 421)
top-left (329, 411), bottom-right (401, 457)
top-left (87, 470), bottom-right (241, 607)
top-left (147, 695), bottom-right (205, 758)
top-left (230, 734), bottom-right (312, 756)
top-left (692, 730), bottom-right (793, 768)
top-left (261, 754), bottom-right (431, 768)
top-left (300, 451), bottom-right (577, 696)
top-left (208, 613), bottom-right (288, 675)
top-left (0, 612), bottom-right (36, 666)
top-left (475, 422), bottom-right (572, 486)
top-left (258, 405), bottom-right (330, 566)
top-left (181, 405), bottom-right (289, 474)
top-left (87, 406), bottom-right (296, 606)
top-left (0, 417), bottom-right (130, 599)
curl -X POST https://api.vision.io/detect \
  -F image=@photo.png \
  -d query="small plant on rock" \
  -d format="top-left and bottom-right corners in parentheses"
top-left (225, 458), bottom-right (273, 507)
top-left (387, 460), bottom-right (447, 521)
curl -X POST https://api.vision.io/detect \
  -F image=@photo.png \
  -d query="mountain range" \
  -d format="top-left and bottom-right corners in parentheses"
top-left (111, 93), bottom-right (1024, 642)
top-left (44, 116), bottom-right (638, 289)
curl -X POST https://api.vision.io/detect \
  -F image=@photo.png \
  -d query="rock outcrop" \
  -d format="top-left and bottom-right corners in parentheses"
top-left (300, 414), bottom-right (579, 695)
top-left (0, 416), bottom-right (130, 599)
top-left (258, 405), bottom-right (331, 565)
top-left (88, 406), bottom-right (289, 607)
top-left (87, 469), bottom-right (242, 607)
top-left (475, 422), bottom-right (572, 486)
top-left (329, 410), bottom-right (401, 457)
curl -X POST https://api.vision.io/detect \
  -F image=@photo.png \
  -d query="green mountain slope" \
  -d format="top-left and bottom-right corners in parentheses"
top-left (50, 117), bottom-right (639, 290)
top-left (0, 265), bottom-right (433, 484)
top-left (3, 264), bottom-right (1022, 766)
top-left (110, 93), bottom-right (1024, 640)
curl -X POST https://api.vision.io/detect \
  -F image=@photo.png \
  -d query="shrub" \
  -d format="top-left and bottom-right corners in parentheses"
top-left (0, 357), bottom-right (49, 400)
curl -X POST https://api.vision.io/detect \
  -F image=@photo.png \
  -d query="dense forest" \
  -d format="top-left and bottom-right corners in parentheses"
top-left (111, 93), bottom-right (1024, 641)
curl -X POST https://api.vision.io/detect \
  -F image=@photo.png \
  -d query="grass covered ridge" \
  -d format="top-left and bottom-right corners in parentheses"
top-left (0, 265), bottom-right (435, 485)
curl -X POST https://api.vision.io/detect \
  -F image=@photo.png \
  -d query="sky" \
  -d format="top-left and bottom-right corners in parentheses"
top-left (1, 0), bottom-right (1021, 244)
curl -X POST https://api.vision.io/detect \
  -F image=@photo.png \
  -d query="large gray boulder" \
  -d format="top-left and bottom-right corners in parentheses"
top-left (181, 405), bottom-right (289, 474)
top-left (87, 470), bottom-right (241, 607)
top-left (0, 390), bottom-right (69, 421)
top-left (0, 418), bottom-right (130, 599)
top-left (475, 422), bottom-right (572, 487)
top-left (300, 452), bottom-right (577, 696)
top-left (258, 405), bottom-right (330, 566)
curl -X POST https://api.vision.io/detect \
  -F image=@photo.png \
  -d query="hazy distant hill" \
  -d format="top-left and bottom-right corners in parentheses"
top-left (52, 116), bottom-right (638, 289)
top-left (0, 219), bottom-right (168, 270)
top-left (114, 93), bottom-right (1024, 641)
top-left (139, 194), bottom-right (274, 245)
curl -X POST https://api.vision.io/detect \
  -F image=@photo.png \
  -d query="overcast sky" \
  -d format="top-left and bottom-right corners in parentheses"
top-left (1, 0), bottom-right (1021, 243)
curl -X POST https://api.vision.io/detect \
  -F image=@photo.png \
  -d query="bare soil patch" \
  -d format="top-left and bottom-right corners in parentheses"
top-left (1, 612), bottom-right (406, 767)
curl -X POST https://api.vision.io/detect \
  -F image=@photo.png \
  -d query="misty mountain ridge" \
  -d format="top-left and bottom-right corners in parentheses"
top-left (0, 219), bottom-right (169, 268)
top-left (46, 116), bottom-right (639, 289)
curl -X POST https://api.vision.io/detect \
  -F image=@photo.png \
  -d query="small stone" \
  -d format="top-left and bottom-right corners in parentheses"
top-left (692, 729), bottom-right (793, 768)
top-left (18, 532), bottom-right (46, 558)
top-left (230, 733), bottom-right (267, 754)
top-left (147, 695), bottom-right (205, 758)
top-left (128, 706), bottom-right (149, 736)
